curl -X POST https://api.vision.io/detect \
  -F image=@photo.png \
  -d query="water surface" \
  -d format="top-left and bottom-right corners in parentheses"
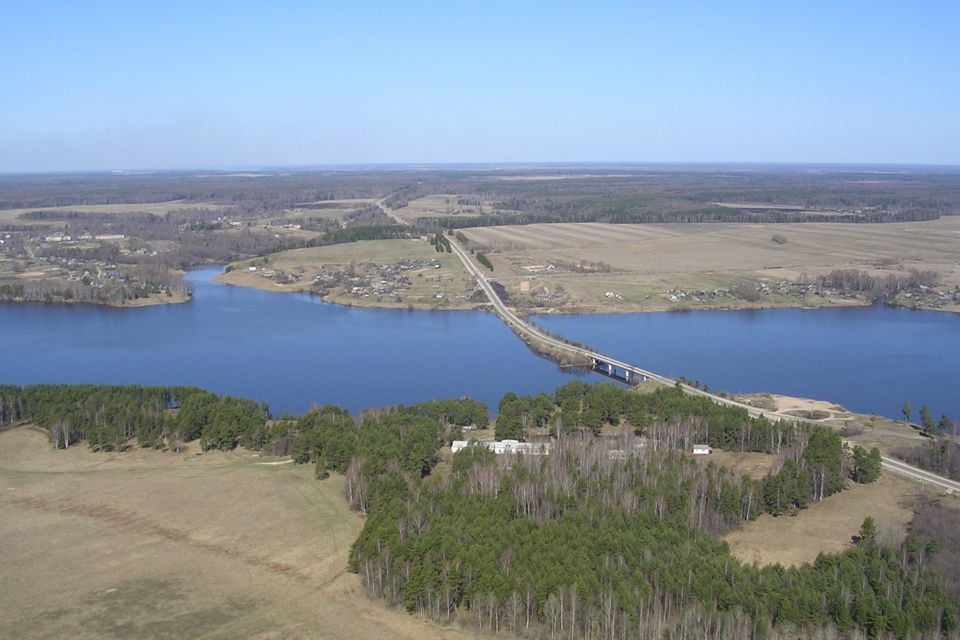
top-left (0, 267), bottom-right (582, 415)
top-left (534, 305), bottom-right (959, 421)
top-left (1, 267), bottom-right (956, 421)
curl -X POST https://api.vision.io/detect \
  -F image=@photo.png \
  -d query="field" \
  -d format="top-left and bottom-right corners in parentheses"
top-left (281, 198), bottom-right (378, 222)
top-left (0, 427), bottom-right (471, 640)
top-left (699, 449), bottom-right (776, 480)
top-left (460, 217), bottom-right (960, 313)
top-left (391, 194), bottom-right (500, 224)
top-left (0, 201), bottom-right (224, 225)
top-left (725, 473), bottom-right (920, 567)
top-left (217, 238), bottom-right (479, 309)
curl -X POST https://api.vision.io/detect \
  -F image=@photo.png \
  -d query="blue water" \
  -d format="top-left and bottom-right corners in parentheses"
top-left (533, 306), bottom-right (959, 422)
top-left (1, 266), bottom-right (956, 420)
top-left (0, 267), bottom-right (584, 415)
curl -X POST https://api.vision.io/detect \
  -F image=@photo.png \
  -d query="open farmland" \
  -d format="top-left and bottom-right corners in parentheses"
top-left (0, 201), bottom-right (225, 225)
top-left (218, 238), bottom-right (478, 309)
top-left (390, 194), bottom-right (502, 224)
top-left (0, 427), bottom-right (470, 640)
top-left (460, 217), bottom-right (960, 313)
top-left (281, 198), bottom-right (379, 223)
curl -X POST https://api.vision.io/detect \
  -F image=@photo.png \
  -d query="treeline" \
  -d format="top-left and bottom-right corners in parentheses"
top-left (495, 383), bottom-right (880, 517)
top-left (476, 252), bottom-right (494, 270)
top-left (0, 384), bottom-right (267, 451)
top-left (816, 269), bottom-right (941, 299)
top-left (497, 382), bottom-right (794, 449)
top-left (0, 384), bottom-right (488, 462)
top-left (349, 434), bottom-right (954, 639)
top-left (417, 207), bottom-right (944, 230)
top-left (308, 224), bottom-right (422, 246)
top-left (429, 231), bottom-right (451, 252)
top-left (256, 398), bottom-right (487, 483)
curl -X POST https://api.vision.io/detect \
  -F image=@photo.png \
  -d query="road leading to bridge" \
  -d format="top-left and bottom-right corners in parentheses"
top-left (449, 236), bottom-right (959, 494)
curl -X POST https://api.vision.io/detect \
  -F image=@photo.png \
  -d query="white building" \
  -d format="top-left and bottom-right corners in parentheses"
top-left (692, 444), bottom-right (713, 455)
top-left (452, 439), bottom-right (551, 456)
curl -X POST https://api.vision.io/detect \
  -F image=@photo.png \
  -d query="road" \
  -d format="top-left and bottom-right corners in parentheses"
top-left (376, 197), bottom-right (409, 226)
top-left (880, 455), bottom-right (960, 493)
top-left (449, 236), bottom-right (959, 494)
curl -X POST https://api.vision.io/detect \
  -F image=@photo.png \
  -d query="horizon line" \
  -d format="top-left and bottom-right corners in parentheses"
top-left (3, 160), bottom-right (960, 177)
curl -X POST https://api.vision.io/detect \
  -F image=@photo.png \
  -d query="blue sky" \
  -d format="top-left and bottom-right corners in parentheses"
top-left (2, 1), bottom-right (958, 171)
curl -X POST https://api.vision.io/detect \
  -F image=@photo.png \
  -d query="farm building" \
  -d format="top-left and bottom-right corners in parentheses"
top-left (451, 439), bottom-right (551, 456)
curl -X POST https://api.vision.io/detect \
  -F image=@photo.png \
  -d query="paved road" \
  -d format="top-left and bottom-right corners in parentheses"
top-left (880, 455), bottom-right (960, 493)
top-left (449, 237), bottom-right (958, 494)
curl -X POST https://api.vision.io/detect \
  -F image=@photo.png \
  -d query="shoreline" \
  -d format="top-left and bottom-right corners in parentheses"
top-left (0, 291), bottom-right (191, 309)
top-left (213, 271), bottom-right (959, 316)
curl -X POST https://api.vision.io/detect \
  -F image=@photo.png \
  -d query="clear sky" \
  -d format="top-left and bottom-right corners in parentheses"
top-left (2, 1), bottom-right (958, 171)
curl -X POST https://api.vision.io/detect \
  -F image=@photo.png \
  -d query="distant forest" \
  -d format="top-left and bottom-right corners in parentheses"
top-left (3, 167), bottom-right (958, 226)
top-left (0, 381), bottom-right (954, 639)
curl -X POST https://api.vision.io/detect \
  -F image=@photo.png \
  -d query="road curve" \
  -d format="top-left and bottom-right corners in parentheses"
top-left (449, 236), bottom-right (957, 494)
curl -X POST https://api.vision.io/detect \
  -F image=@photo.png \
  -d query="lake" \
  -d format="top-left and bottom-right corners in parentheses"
top-left (534, 304), bottom-right (959, 422)
top-left (1, 266), bottom-right (957, 420)
top-left (0, 267), bottom-right (584, 415)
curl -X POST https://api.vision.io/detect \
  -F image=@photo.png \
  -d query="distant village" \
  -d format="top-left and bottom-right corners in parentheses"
top-left (243, 256), bottom-right (475, 306)
top-left (0, 228), bottom-right (189, 304)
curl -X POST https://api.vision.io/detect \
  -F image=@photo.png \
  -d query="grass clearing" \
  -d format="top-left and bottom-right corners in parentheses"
top-left (0, 427), bottom-right (471, 640)
top-left (700, 450), bottom-right (776, 480)
top-left (725, 473), bottom-right (920, 567)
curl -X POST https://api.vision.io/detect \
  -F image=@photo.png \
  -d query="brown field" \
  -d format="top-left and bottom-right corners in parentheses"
top-left (700, 450), bottom-right (776, 480)
top-left (217, 238), bottom-right (478, 310)
top-left (0, 427), bottom-right (471, 640)
top-left (725, 473), bottom-right (921, 567)
top-left (461, 218), bottom-right (960, 312)
top-left (0, 201), bottom-right (224, 225)
top-left (392, 194), bottom-right (501, 224)
top-left (282, 198), bottom-right (378, 222)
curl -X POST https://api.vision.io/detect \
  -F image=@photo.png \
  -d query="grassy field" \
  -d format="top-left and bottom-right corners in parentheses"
top-left (0, 427), bottom-right (471, 640)
top-left (217, 238), bottom-right (479, 309)
top-left (699, 450), bottom-right (776, 480)
top-left (725, 473), bottom-right (921, 567)
top-left (0, 201), bottom-right (224, 225)
top-left (461, 218), bottom-right (960, 313)
top-left (391, 194), bottom-right (499, 224)
top-left (281, 198), bottom-right (378, 222)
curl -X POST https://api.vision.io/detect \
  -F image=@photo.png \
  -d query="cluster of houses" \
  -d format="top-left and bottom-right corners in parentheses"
top-left (902, 285), bottom-right (960, 308)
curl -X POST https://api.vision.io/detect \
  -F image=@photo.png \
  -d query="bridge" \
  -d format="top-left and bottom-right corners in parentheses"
top-left (448, 236), bottom-right (960, 494)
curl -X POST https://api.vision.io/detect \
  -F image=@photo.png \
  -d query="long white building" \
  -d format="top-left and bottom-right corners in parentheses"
top-left (451, 439), bottom-right (551, 456)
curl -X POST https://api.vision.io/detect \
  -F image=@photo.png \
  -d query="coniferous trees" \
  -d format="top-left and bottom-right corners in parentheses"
top-left (349, 435), bottom-right (955, 639)
top-left (4, 382), bottom-right (957, 638)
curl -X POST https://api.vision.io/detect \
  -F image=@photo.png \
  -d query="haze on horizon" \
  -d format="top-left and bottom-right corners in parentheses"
top-left (2, 1), bottom-right (958, 173)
